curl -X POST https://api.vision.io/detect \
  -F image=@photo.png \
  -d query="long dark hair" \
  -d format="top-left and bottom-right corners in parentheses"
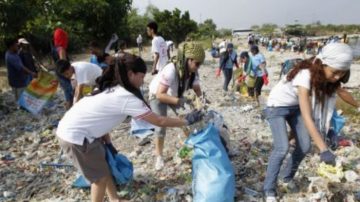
top-left (93, 53), bottom-right (149, 107)
top-left (177, 58), bottom-right (196, 98)
top-left (287, 57), bottom-right (349, 104)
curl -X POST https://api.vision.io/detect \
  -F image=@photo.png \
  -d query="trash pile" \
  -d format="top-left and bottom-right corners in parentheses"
top-left (0, 48), bottom-right (359, 202)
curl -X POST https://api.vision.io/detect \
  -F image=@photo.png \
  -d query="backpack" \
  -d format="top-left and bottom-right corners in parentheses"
top-left (279, 58), bottom-right (303, 79)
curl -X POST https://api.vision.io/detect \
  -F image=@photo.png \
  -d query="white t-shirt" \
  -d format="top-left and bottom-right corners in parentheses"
top-left (56, 85), bottom-right (151, 145)
top-left (149, 63), bottom-right (200, 98)
top-left (72, 62), bottom-right (102, 86)
top-left (151, 36), bottom-right (168, 72)
top-left (267, 69), bottom-right (311, 107)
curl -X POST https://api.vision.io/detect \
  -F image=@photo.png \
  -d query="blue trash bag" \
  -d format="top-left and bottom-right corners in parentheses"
top-left (72, 144), bottom-right (133, 188)
top-left (185, 123), bottom-right (235, 202)
top-left (330, 110), bottom-right (345, 135)
top-left (72, 175), bottom-right (91, 188)
top-left (105, 144), bottom-right (133, 185)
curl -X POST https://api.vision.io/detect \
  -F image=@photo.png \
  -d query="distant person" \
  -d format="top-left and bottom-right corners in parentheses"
top-left (5, 38), bottom-right (37, 102)
top-left (147, 22), bottom-right (168, 75)
top-left (116, 40), bottom-right (127, 58)
top-left (136, 34), bottom-right (143, 53)
top-left (248, 34), bottom-right (255, 47)
top-left (53, 28), bottom-right (69, 61)
top-left (89, 35), bottom-right (118, 71)
top-left (219, 43), bottom-right (239, 93)
top-left (18, 38), bottom-right (38, 83)
top-left (89, 41), bottom-right (110, 71)
top-left (250, 45), bottom-right (267, 103)
top-left (52, 28), bottom-right (73, 110)
top-left (56, 60), bottom-right (102, 103)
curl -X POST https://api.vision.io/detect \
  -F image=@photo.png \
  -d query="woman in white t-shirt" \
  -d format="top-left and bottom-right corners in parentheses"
top-left (148, 42), bottom-right (205, 170)
top-left (56, 53), bottom-right (203, 202)
top-left (263, 43), bottom-right (354, 202)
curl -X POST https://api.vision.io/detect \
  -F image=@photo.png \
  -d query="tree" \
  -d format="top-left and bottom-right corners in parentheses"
top-left (257, 23), bottom-right (278, 36)
top-left (126, 8), bottom-right (150, 45)
top-left (153, 8), bottom-right (197, 45)
top-left (197, 19), bottom-right (217, 38)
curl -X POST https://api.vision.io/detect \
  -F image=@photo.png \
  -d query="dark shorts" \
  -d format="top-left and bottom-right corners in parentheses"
top-left (58, 137), bottom-right (111, 183)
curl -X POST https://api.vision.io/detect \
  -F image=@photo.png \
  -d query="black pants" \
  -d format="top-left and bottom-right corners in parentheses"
top-left (248, 76), bottom-right (264, 97)
top-left (222, 68), bottom-right (233, 91)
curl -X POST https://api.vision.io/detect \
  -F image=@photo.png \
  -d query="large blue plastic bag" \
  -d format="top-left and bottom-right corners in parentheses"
top-left (105, 145), bottom-right (133, 185)
top-left (73, 145), bottom-right (133, 188)
top-left (185, 123), bottom-right (235, 202)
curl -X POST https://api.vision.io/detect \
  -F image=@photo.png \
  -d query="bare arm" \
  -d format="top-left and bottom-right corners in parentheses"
top-left (73, 84), bottom-right (84, 103)
top-left (152, 53), bottom-right (160, 73)
top-left (142, 112), bottom-right (187, 128)
top-left (192, 84), bottom-right (202, 97)
top-left (156, 83), bottom-right (179, 105)
top-left (337, 87), bottom-right (360, 108)
top-left (298, 86), bottom-right (327, 152)
top-left (58, 47), bottom-right (67, 60)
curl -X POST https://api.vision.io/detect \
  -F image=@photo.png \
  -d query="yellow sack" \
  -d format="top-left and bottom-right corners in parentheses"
top-left (82, 86), bottom-right (93, 96)
top-left (245, 75), bottom-right (256, 88)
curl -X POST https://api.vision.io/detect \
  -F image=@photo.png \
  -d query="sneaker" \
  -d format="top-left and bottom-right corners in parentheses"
top-left (155, 156), bottom-right (164, 171)
top-left (265, 196), bottom-right (277, 202)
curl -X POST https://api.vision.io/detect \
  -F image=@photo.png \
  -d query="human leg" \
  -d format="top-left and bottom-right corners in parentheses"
top-left (263, 107), bottom-right (291, 196)
top-left (282, 108), bottom-right (311, 181)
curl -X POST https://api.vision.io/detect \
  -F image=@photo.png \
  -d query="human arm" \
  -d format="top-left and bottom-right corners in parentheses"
top-left (156, 83), bottom-right (179, 105)
top-left (142, 112), bottom-right (187, 128)
top-left (73, 84), bottom-right (84, 103)
top-left (298, 86), bottom-right (328, 152)
top-left (58, 47), bottom-right (67, 60)
top-left (105, 34), bottom-right (119, 53)
top-left (337, 87), bottom-right (360, 109)
top-left (192, 84), bottom-right (202, 97)
top-left (152, 52), bottom-right (160, 74)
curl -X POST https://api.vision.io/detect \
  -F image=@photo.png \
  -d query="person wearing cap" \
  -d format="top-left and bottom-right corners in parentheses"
top-left (219, 43), bottom-right (239, 93)
top-left (148, 42), bottom-right (205, 170)
top-left (5, 38), bottom-right (37, 102)
top-left (18, 38), bottom-right (38, 83)
top-left (262, 43), bottom-right (354, 202)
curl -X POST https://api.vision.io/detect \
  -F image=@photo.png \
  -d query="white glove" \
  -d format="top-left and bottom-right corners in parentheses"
top-left (357, 107), bottom-right (360, 113)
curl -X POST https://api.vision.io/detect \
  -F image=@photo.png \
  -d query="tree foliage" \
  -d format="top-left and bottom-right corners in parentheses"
top-left (0, 0), bottom-right (132, 54)
top-left (152, 8), bottom-right (198, 45)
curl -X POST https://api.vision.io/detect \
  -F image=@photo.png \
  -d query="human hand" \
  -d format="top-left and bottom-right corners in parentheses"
top-left (320, 150), bottom-right (336, 166)
top-left (110, 33), bottom-right (119, 43)
top-left (151, 69), bottom-right (158, 75)
top-left (184, 110), bottom-right (204, 125)
top-left (215, 68), bottom-right (221, 77)
top-left (357, 107), bottom-right (360, 113)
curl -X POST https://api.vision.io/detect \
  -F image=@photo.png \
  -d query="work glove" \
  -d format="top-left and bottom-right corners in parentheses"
top-left (184, 110), bottom-right (204, 125)
top-left (215, 68), bottom-right (221, 77)
top-left (320, 150), bottom-right (336, 166)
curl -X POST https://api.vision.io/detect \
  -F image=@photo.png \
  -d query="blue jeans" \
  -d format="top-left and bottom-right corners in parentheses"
top-left (263, 106), bottom-right (311, 196)
top-left (57, 75), bottom-right (74, 103)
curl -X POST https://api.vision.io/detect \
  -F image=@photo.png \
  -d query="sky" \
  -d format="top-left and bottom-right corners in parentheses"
top-left (132, 0), bottom-right (360, 29)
